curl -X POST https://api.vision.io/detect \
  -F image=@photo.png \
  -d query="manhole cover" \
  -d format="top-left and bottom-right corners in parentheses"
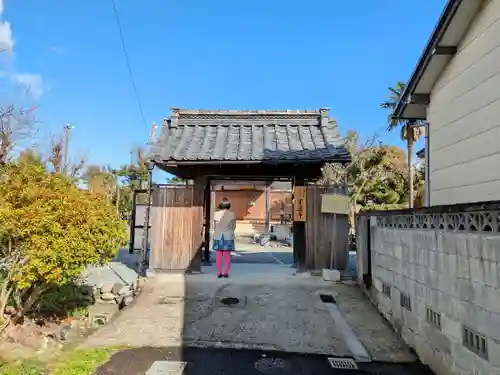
top-left (255, 358), bottom-right (293, 374)
top-left (220, 297), bottom-right (240, 306)
top-left (328, 357), bottom-right (358, 369)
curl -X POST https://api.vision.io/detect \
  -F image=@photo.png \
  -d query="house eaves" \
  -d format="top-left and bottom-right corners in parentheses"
top-left (393, 0), bottom-right (484, 120)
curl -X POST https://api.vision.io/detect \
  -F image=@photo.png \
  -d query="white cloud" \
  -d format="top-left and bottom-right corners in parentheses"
top-left (0, 0), bottom-right (44, 99)
top-left (12, 73), bottom-right (43, 99)
top-left (0, 0), bottom-right (14, 52)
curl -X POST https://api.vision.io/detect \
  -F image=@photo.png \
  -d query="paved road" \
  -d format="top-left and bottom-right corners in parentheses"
top-left (94, 347), bottom-right (434, 375)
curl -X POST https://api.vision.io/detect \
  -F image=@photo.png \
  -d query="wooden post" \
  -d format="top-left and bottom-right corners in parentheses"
top-left (129, 190), bottom-right (137, 254)
top-left (265, 183), bottom-right (271, 232)
top-left (293, 176), bottom-right (306, 272)
top-left (190, 177), bottom-right (205, 273)
top-left (203, 178), bottom-right (212, 264)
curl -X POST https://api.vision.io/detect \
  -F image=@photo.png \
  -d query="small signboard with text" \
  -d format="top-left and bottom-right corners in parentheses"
top-left (293, 186), bottom-right (307, 222)
top-left (321, 194), bottom-right (350, 215)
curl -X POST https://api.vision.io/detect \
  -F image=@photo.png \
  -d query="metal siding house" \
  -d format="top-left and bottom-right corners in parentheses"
top-left (393, 0), bottom-right (500, 205)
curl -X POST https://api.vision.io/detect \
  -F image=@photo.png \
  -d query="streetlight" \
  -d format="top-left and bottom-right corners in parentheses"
top-left (63, 124), bottom-right (74, 176)
top-left (140, 160), bottom-right (155, 273)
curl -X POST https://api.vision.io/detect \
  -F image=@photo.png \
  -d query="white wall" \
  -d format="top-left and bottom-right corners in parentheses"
top-left (359, 221), bottom-right (500, 375)
top-left (428, 0), bottom-right (500, 204)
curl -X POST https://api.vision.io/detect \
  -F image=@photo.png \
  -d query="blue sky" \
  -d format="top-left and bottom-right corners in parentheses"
top-left (1, 0), bottom-right (446, 179)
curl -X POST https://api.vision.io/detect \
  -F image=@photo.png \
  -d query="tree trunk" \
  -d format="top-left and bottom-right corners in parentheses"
top-left (407, 138), bottom-right (414, 208)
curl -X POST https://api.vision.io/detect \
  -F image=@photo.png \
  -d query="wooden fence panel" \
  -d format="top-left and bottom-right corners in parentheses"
top-left (150, 185), bottom-right (202, 272)
top-left (305, 186), bottom-right (349, 271)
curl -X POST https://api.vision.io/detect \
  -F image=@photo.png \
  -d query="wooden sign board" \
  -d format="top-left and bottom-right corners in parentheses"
top-left (293, 186), bottom-right (307, 221)
top-left (321, 194), bottom-right (350, 215)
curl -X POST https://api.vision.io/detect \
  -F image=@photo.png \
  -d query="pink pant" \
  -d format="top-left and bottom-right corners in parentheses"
top-left (216, 250), bottom-right (231, 275)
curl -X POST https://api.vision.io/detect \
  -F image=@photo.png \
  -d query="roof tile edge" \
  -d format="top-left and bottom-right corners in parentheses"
top-left (170, 108), bottom-right (327, 115)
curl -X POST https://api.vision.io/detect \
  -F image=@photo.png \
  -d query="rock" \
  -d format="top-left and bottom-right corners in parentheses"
top-left (118, 286), bottom-right (132, 296)
top-left (100, 292), bottom-right (116, 301)
top-left (59, 325), bottom-right (71, 341)
top-left (111, 282), bottom-right (125, 295)
top-left (120, 295), bottom-right (134, 308)
top-left (4, 306), bottom-right (16, 315)
top-left (100, 282), bottom-right (114, 294)
top-left (80, 261), bottom-right (139, 290)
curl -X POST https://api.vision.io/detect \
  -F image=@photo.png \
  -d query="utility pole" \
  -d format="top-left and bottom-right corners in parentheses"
top-left (63, 124), bottom-right (73, 176)
top-left (112, 169), bottom-right (120, 215)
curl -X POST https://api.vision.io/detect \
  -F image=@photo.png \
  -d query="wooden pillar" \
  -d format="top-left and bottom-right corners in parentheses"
top-left (293, 176), bottom-right (306, 272)
top-left (203, 178), bottom-right (212, 264)
top-left (129, 190), bottom-right (138, 254)
top-left (190, 177), bottom-right (205, 273)
top-left (265, 183), bottom-right (271, 232)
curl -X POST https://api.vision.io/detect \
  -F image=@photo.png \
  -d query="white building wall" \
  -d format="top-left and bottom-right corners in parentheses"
top-left (428, 0), bottom-right (500, 205)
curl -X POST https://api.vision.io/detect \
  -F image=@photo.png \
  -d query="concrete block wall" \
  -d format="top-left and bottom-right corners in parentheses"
top-left (365, 224), bottom-right (500, 375)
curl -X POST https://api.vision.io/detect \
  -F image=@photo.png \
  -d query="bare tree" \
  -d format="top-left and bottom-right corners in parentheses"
top-left (48, 136), bottom-right (63, 173)
top-left (0, 105), bottom-right (38, 164)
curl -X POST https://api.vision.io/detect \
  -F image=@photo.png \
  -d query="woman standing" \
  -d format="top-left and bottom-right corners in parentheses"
top-left (213, 197), bottom-right (236, 278)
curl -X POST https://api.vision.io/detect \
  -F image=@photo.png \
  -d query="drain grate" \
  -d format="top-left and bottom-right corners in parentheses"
top-left (319, 294), bottom-right (337, 304)
top-left (145, 361), bottom-right (186, 375)
top-left (220, 297), bottom-right (240, 306)
top-left (327, 357), bottom-right (358, 370)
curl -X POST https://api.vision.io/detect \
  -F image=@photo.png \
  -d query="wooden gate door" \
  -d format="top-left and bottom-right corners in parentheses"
top-left (149, 185), bottom-right (203, 272)
top-left (305, 186), bottom-right (349, 271)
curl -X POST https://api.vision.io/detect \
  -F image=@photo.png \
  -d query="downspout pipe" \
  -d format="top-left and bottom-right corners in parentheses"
top-left (425, 122), bottom-right (431, 207)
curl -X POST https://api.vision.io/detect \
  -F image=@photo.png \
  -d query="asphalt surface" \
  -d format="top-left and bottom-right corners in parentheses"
top-left (94, 347), bottom-right (434, 375)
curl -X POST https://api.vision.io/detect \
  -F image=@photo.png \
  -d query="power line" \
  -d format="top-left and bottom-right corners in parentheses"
top-left (111, 0), bottom-right (148, 131)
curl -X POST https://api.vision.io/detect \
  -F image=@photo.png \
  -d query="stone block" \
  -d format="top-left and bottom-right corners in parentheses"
top-left (414, 335), bottom-right (455, 375)
top-left (437, 253), bottom-right (446, 274)
top-left (446, 233), bottom-right (467, 257)
top-left (457, 255), bottom-right (470, 279)
top-left (445, 254), bottom-right (458, 278)
top-left (487, 337), bottom-right (500, 368)
top-left (457, 278), bottom-right (473, 302)
top-left (483, 236), bottom-right (500, 262)
top-left (466, 234), bottom-right (482, 259)
top-left (469, 258), bottom-right (485, 284)
top-left (439, 276), bottom-right (458, 297)
top-left (415, 282), bottom-right (426, 301)
top-left (429, 249), bottom-right (438, 271)
top-left (452, 342), bottom-right (496, 375)
top-left (484, 261), bottom-right (499, 288)
top-left (402, 244), bottom-right (411, 262)
top-left (440, 295), bottom-right (460, 321)
top-left (488, 311), bottom-right (500, 342)
top-left (484, 285), bottom-right (500, 315)
top-left (441, 315), bottom-right (462, 341)
top-left (438, 232), bottom-right (459, 255)
top-left (422, 321), bottom-right (452, 354)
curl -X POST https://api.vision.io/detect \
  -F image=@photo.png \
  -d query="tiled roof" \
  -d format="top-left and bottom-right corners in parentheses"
top-left (153, 109), bottom-right (350, 164)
